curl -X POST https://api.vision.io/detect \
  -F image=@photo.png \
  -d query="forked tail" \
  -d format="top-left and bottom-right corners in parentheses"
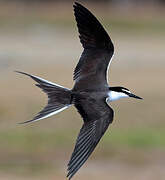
top-left (16, 71), bottom-right (72, 124)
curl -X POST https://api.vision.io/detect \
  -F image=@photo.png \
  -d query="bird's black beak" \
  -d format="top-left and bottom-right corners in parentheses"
top-left (129, 93), bottom-right (143, 100)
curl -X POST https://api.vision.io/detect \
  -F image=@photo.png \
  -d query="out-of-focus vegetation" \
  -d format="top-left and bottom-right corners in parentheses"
top-left (0, 1), bottom-right (165, 179)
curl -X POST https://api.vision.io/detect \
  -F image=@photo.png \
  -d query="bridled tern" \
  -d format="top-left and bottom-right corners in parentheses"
top-left (16, 2), bottom-right (142, 179)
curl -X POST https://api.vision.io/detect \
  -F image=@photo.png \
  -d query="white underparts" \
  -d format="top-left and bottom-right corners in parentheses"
top-left (107, 91), bottom-right (129, 102)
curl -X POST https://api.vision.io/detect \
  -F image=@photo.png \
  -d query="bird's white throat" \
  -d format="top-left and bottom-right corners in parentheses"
top-left (107, 91), bottom-right (129, 102)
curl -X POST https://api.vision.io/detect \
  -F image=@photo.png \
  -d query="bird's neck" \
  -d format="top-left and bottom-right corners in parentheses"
top-left (107, 90), bottom-right (128, 102)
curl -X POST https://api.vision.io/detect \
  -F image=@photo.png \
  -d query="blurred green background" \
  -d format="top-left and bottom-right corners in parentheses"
top-left (0, 0), bottom-right (165, 179)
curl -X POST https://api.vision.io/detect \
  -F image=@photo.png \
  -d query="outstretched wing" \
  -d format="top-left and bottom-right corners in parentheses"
top-left (73, 2), bottom-right (114, 90)
top-left (67, 97), bottom-right (114, 179)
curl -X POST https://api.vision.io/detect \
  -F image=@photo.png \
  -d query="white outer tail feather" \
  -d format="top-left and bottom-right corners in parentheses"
top-left (31, 105), bottom-right (71, 123)
top-left (16, 71), bottom-right (72, 124)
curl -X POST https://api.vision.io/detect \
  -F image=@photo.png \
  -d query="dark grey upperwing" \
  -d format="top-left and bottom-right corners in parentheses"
top-left (67, 97), bottom-right (114, 179)
top-left (73, 2), bottom-right (114, 90)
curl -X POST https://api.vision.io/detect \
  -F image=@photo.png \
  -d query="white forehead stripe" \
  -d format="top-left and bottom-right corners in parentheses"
top-left (122, 89), bottom-right (130, 93)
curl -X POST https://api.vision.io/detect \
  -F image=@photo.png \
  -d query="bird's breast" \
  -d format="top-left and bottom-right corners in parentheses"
top-left (107, 91), bottom-right (128, 102)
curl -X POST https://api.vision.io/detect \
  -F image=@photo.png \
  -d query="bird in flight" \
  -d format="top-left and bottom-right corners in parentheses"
top-left (16, 2), bottom-right (142, 179)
